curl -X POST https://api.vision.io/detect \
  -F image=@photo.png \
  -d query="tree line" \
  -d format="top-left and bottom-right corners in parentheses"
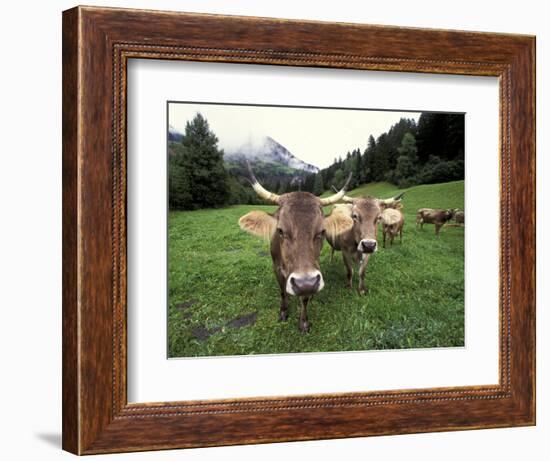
top-left (169, 112), bottom-right (464, 210)
top-left (313, 113), bottom-right (464, 192)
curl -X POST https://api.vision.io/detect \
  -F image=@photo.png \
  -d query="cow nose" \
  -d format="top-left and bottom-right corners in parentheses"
top-left (287, 271), bottom-right (324, 296)
top-left (359, 239), bottom-right (377, 253)
top-left (291, 274), bottom-right (321, 296)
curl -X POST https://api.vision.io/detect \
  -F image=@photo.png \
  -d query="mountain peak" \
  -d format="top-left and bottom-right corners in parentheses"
top-left (168, 124), bottom-right (184, 142)
top-left (225, 136), bottom-right (319, 174)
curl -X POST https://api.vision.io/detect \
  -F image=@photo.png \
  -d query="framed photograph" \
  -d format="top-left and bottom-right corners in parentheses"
top-left (62, 6), bottom-right (535, 455)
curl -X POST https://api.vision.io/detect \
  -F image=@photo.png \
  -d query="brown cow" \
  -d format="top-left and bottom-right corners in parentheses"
top-left (380, 208), bottom-right (404, 248)
top-left (416, 208), bottom-right (455, 235)
top-left (326, 193), bottom-right (403, 295)
top-left (454, 209), bottom-right (465, 225)
top-left (239, 167), bottom-right (354, 332)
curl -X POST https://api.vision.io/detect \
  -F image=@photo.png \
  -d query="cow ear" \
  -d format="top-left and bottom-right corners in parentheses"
top-left (239, 211), bottom-right (277, 241)
top-left (324, 206), bottom-right (354, 238)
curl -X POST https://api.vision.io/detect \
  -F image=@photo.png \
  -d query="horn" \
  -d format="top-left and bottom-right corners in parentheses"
top-left (245, 161), bottom-right (281, 204)
top-left (379, 191), bottom-right (405, 206)
top-left (331, 185), bottom-right (354, 203)
top-left (320, 173), bottom-right (353, 206)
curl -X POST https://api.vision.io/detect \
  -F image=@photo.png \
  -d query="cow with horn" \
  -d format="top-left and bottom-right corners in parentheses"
top-left (326, 191), bottom-right (404, 295)
top-left (239, 164), bottom-right (354, 333)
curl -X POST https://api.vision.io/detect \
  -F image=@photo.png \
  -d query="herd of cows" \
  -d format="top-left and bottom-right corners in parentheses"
top-left (239, 166), bottom-right (464, 333)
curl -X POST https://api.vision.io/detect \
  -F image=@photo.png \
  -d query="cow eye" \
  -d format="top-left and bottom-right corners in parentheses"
top-left (277, 228), bottom-right (284, 238)
top-left (315, 230), bottom-right (325, 240)
top-left (352, 213), bottom-right (359, 221)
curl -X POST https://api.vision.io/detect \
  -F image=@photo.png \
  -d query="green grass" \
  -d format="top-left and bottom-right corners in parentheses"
top-left (168, 180), bottom-right (464, 357)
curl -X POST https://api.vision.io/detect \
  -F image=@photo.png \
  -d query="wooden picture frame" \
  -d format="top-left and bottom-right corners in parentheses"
top-left (62, 5), bottom-right (535, 455)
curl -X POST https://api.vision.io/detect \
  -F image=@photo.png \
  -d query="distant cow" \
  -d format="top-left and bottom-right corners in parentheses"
top-left (416, 208), bottom-right (455, 236)
top-left (239, 166), bottom-right (353, 332)
top-left (454, 209), bottom-right (465, 225)
top-left (380, 208), bottom-right (404, 248)
top-left (326, 193), bottom-right (403, 295)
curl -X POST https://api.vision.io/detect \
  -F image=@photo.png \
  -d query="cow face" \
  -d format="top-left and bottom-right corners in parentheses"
top-left (240, 192), bottom-right (354, 296)
top-left (349, 198), bottom-right (382, 254)
top-left (238, 168), bottom-right (353, 298)
top-left (336, 193), bottom-right (404, 254)
top-left (273, 194), bottom-right (326, 296)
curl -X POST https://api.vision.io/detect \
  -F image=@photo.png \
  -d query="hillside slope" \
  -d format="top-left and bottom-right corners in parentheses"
top-left (322, 180), bottom-right (464, 213)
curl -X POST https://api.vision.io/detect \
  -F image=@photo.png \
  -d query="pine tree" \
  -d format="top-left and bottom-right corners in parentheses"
top-left (332, 169), bottom-right (345, 189)
top-left (303, 173), bottom-right (315, 193)
top-left (397, 132), bottom-right (418, 162)
top-left (394, 132), bottom-right (419, 186)
top-left (353, 149), bottom-right (363, 186)
top-left (313, 173), bottom-right (324, 196)
top-left (416, 113), bottom-right (464, 163)
top-left (362, 135), bottom-right (376, 183)
top-left (168, 154), bottom-right (192, 210)
top-left (178, 113), bottom-right (230, 209)
top-left (444, 114), bottom-right (465, 161)
top-left (371, 133), bottom-right (390, 181)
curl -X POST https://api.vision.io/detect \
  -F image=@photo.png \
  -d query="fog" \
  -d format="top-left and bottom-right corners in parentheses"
top-left (169, 102), bottom-right (421, 169)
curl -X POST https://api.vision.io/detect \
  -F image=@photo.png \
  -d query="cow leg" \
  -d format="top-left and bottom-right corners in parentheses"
top-left (358, 254), bottom-right (370, 295)
top-left (383, 229), bottom-right (387, 248)
top-left (400, 226), bottom-right (403, 243)
top-left (298, 296), bottom-right (311, 333)
top-left (274, 269), bottom-right (289, 322)
top-left (330, 246), bottom-right (335, 262)
top-left (278, 289), bottom-right (289, 322)
top-left (435, 223), bottom-right (442, 236)
top-left (342, 252), bottom-right (354, 289)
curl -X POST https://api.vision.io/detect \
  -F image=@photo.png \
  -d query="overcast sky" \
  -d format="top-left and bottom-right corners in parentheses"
top-left (169, 102), bottom-right (421, 169)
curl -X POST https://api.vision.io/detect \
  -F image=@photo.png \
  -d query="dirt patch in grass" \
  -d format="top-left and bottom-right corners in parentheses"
top-left (226, 312), bottom-right (257, 329)
top-left (192, 325), bottom-right (222, 341)
top-left (191, 312), bottom-right (258, 342)
top-left (176, 299), bottom-right (197, 319)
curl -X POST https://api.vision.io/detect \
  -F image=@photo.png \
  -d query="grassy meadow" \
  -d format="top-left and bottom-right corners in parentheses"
top-left (168, 180), bottom-right (464, 357)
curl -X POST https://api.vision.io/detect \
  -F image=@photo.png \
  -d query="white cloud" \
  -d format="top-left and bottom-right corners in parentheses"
top-left (169, 103), bottom-right (420, 169)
